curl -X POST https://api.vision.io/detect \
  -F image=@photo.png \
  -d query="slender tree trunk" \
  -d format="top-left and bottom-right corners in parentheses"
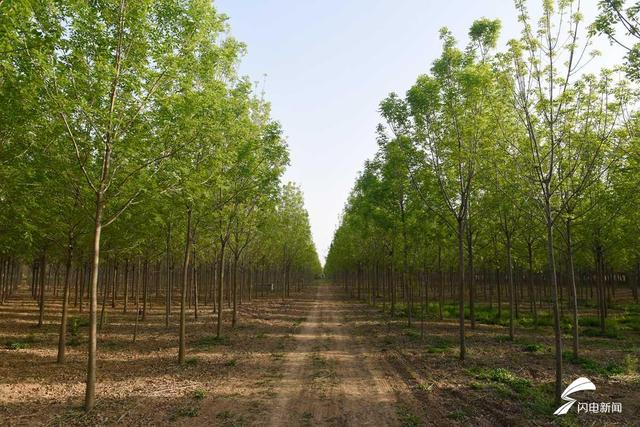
top-left (123, 259), bottom-right (129, 313)
top-left (497, 268), bottom-right (502, 319)
top-left (216, 241), bottom-right (226, 338)
top-left (178, 207), bottom-right (192, 365)
top-left (635, 263), bottom-right (640, 304)
top-left (133, 260), bottom-right (140, 343)
top-left (467, 226), bottom-right (475, 329)
top-left (544, 208), bottom-right (562, 406)
top-left (193, 252), bottom-right (198, 320)
top-left (457, 218), bottom-right (466, 361)
top-left (99, 262), bottom-right (110, 330)
top-left (527, 242), bottom-right (538, 325)
top-left (507, 234), bottom-right (515, 340)
top-left (142, 259), bottom-right (148, 321)
top-left (232, 254), bottom-right (239, 327)
top-left (566, 219), bottom-right (579, 358)
top-left (111, 263), bottom-right (117, 308)
top-left (57, 244), bottom-right (73, 363)
top-left (166, 223), bottom-right (172, 327)
top-left (37, 251), bottom-right (47, 327)
top-left (438, 246), bottom-right (443, 320)
top-left (596, 245), bottom-right (606, 333)
top-left (85, 189), bottom-right (105, 412)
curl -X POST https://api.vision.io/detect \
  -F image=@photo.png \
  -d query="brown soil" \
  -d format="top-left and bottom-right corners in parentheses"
top-left (1, 282), bottom-right (638, 426)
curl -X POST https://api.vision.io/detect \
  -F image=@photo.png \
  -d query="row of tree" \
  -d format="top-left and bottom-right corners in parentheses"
top-left (0, 0), bottom-right (321, 412)
top-left (325, 0), bottom-right (640, 404)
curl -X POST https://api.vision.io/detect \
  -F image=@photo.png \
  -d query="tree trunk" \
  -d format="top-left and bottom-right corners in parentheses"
top-left (232, 254), bottom-right (239, 327)
top-left (85, 189), bottom-right (105, 412)
top-left (566, 219), bottom-right (579, 358)
top-left (544, 209), bottom-right (562, 406)
top-left (193, 253), bottom-right (198, 320)
top-left (216, 241), bottom-right (226, 338)
top-left (527, 242), bottom-right (538, 325)
top-left (57, 244), bottom-right (73, 363)
top-left (457, 218), bottom-right (466, 361)
top-left (467, 226), bottom-right (475, 329)
top-left (123, 259), bottom-right (129, 313)
top-left (178, 207), bottom-right (192, 365)
top-left (37, 251), bottom-right (47, 327)
top-left (166, 223), bottom-right (172, 327)
top-left (507, 234), bottom-right (515, 340)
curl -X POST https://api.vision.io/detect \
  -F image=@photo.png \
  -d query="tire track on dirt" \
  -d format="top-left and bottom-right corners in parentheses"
top-left (267, 282), bottom-right (407, 426)
top-left (267, 285), bottom-right (323, 426)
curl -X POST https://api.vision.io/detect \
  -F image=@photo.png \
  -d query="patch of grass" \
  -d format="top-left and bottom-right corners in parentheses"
top-left (522, 343), bottom-right (548, 353)
top-left (471, 367), bottom-right (531, 394)
top-left (216, 410), bottom-right (246, 426)
top-left (562, 351), bottom-right (624, 377)
top-left (528, 381), bottom-right (566, 418)
top-left (54, 407), bottom-right (87, 424)
top-left (312, 354), bottom-right (327, 368)
top-left (425, 336), bottom-right (452, 354)
top-left (563, 351), bottom-right (599, 373)
top-left (185, 357), bottom-right (198, 366)
top-left (582, 327), bottom-right (622, 339)
top-left (438, 303), bottom-right (514, 326)
top-left (224, 359), bottom-right (237, 367)
top-left (404, 328), bottom-right (421, 341)
top-left (194, 335), bottom-right (229, 347)
top-left (474, 305), bottom-right (508, 326)
top-left (301, 411), bottom-right (313, 426)
top-left (5, 340), bottom-right (29, 350)
top-left (293, 317), bottom-right (306, 325)
top-left (175, 406), bottom-right (199, 418)
top-left (68, 316), bottom-right (89, 330)
top-left (580, 316), bottom-right (600, 327)
top-left (563, 351), bottom-right (626, 377)
top-left (470, 381), bottom-right (487, 390)
top-left (216, 410), bottom-right (232, 420)
top-left (67, 336), bottom-right (82, 347)
top-left (416, 381), bottom-right (433, 392)
top-left (518, 312), bottom-right (554, 329)
top-left (396, 405), bottom-right (421, 427)
top-left (582, 318), bottom-right (623, 339)
top-left (101, 340), bottom-right (125, 350)
top-left (624, 354), bottom-right (638, 374)
top-left (66, 318), bottom-right (87, 347)
top-left (447, 409), bottom-right (468, 421)
top-left (616, 305), bottom-right (640, 333)
top-left (494, 334), bottom-right (514, 343)
top-left (470, 368), bottom-right (556, 417)
top-left (192, 388), bottom-right (206, 401)
top-left (5, 334), bottom-right (39, 350)
top-left (255, 332), bottom-right (266, 339)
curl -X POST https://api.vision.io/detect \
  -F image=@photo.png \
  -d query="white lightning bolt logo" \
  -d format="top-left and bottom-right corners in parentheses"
top-left (554, 377), bottom-right (596, 415)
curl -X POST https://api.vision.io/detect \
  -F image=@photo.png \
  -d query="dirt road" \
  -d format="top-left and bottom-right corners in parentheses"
top-left (265, 282), bottom-right (404, 426)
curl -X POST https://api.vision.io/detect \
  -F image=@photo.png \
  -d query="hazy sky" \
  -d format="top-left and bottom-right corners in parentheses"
top-left (215, 0), bottom-right (624, 264)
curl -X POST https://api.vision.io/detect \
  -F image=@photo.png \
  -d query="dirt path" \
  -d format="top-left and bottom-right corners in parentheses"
top-left (265, 282), bottom-right (414, 426)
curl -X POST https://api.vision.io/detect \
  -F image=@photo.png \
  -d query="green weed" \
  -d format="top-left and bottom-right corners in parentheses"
top-left (194, 335), bottom-right (229, 347)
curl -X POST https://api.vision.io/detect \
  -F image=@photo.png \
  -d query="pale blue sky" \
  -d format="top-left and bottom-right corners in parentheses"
top-left (215, 0), bottom-right (624, 263)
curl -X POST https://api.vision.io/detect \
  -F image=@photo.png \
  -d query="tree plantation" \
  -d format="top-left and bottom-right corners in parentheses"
top-left (325, 0), bottom-right (640, 423)
top-left (1, 0), bottom-right (639, 426)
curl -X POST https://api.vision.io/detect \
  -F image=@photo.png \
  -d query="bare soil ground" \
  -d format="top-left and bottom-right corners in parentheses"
top-left (1, 281), bottom-right (639, 426)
